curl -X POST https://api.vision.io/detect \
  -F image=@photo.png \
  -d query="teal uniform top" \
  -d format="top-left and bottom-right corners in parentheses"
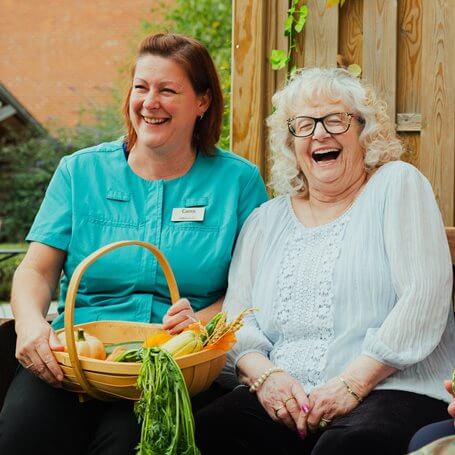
top-left (26, 140), bottom-right (268, 329)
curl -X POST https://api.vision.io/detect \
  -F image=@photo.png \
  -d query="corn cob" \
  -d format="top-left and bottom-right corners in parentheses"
top-left (160, 330), bottom-right (203, 357)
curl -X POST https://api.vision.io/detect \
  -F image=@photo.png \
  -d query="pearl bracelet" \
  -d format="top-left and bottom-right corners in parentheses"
top-left (249, 367), bottom-right (284, 393)
top-left (337, 376), bottom-right (363, 403)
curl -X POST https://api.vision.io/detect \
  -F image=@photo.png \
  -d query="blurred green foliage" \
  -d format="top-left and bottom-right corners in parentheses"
top-left (0, 104), bottom-right (124, 243)
top-left (0, 249), bottom-right (24, 302)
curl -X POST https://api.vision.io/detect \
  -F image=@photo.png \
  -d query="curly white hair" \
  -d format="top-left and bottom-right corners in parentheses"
top-left (267, 67), bottom-right (403, 196)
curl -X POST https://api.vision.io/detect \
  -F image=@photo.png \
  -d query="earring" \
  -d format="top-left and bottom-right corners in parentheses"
top-left (199, 112), bottom-right (205, 120)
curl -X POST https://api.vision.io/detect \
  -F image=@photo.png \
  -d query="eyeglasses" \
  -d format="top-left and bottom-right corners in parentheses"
top-left (287, 112), bottom-right (364, 138)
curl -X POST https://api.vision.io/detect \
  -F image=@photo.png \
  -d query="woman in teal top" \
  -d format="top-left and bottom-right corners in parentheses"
top-left (0, 33), bottom-right (267, 455)
top-left (28, 139), bottom-right (266, 331)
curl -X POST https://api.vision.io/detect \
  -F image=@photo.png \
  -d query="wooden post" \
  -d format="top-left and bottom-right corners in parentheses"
top-left (232, 0), bottom-right (289, 176)
top-left (362, 0), bottom-right (398, 122)
top-left (420, 0), bottom-right (455, 224)
top-left (231, 0), bottom-right (268, 172)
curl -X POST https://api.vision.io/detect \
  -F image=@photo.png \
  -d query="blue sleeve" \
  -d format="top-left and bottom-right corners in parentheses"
top-left (26, 157), bottom-right (72, 251)
top-left (236, 166), bottom-right (268, 236)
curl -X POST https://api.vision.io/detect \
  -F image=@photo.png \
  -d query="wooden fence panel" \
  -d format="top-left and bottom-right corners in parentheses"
top-left (231, 0), bottom-right (267, 172)
top-left (420, 0), bottom-right (455, 224)
top-left (362, 0), bottom-right (397, 122)
top-left (338, 0), bottom-right (363, 68)
top-left (231, 0), bottom-right (455, 223)
top-left (396, 0), bottom-right (422, 168)
top-left (264, 0), bottom-right (289, 180)
top-left (302, 0), bottom-right (338, 67)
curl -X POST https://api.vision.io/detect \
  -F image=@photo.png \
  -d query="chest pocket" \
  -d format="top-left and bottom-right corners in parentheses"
top-left (85, 190), bottom-right (144, 228)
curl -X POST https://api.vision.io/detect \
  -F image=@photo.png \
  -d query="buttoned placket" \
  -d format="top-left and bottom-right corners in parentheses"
top-left (141, 180), bottom-right (164, 322)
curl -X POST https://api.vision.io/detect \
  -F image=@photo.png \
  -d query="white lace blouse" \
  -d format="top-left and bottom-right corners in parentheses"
top-left (219, 161), bottom-right (455, 403)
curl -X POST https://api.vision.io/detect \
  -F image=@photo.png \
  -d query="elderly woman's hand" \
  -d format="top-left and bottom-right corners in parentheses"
top-left (15, 316), bottom-right (64, 387)
top-left (256, 370), bottom-right (310, 437)
top-left (303, 376), bottom-right (361, 432)
top-left (162, 298), bottom-right (197, 334)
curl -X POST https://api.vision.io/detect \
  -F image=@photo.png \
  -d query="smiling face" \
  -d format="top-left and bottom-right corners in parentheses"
top-left (292, 99), bottom-right (366, 196)
top-left (129, 54), bottom-right (210, 155)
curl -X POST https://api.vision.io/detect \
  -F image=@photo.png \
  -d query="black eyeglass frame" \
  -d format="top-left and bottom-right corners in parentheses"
top-left (287, 112), bottom-right (365, 138)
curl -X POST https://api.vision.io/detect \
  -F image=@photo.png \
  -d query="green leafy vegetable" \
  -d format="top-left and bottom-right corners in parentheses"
top-left (135, 348), bottom-right (200, 455)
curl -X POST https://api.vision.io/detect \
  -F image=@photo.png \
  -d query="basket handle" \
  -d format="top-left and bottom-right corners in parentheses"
top-left (63, 240), bottom-right (181, 400)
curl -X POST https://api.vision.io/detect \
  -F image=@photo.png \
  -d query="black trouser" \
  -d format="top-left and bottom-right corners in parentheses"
top-left (0, 368), bottom-right (141, 455)
top-left (195, 385), bottom-right (450, 455)
top-left (0, 368), bottom-right (229, 455)
top-left (408, 419), bottom-right (455, 452)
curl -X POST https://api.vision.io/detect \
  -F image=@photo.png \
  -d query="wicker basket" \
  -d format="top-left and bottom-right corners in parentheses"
top-left (53, 240), bottom-right (226, 401)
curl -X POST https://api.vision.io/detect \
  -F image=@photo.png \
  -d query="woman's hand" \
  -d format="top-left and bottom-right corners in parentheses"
top-left (444, 380), bottom-right (455, 419)
top-left (256, 371), bottom-right (310, 437)
top-left (15, 317), bottom-right (64, 387)
top-left (304, 376), bottom-right (360, 432)
top-left (162, 298), bottom-right (196, 334)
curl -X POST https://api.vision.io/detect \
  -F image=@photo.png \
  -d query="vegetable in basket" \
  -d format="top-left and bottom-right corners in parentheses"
top-left (57, 329), bottom-right (106, 360)
top-left (111, 309), bottom-right (252, 363)
top-left (135, 348), bottom-right (200, 455)
top-left (133, 309), bottom-right (253, 455)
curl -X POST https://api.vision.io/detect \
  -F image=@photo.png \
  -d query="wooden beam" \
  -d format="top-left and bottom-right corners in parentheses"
top-left (396, 113), bottom-right (421, 132)
top-left (301, 0), bottom-right (338, 67)
top-left (420, 0), bottom-right (455, 225)
top-left (231, 0), bottom-right (268, 173)
top-left (0, 105), bottom-right (16, 123)
top-left (362, 0), bottom-right (398, 122)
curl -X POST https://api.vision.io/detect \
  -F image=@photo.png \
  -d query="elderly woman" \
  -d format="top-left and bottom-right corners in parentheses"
top-left (0, 33), bottom-right (267, 454)
top-left (195, 67), bottom-right (455, 455)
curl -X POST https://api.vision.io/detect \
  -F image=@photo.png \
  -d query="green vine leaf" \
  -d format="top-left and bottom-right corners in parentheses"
top-left (284, 15), bottom-right (293, 35)
top-left (295, 6), bottom-right (308, 33)
top-left (270, 0), bottom-right (312, 76)
top-left (270, 49), bottom-right (288, 70)
top-left (289, 0), bottom-right (299, 13)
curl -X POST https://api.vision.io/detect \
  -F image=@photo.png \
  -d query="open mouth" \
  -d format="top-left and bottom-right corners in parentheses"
top-left (142, 116), bottom-right (170, 125)
top-left (312, 149), bottom-right (341, 163)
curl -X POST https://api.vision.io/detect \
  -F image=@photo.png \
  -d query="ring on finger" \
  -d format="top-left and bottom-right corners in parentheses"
top-left (283, 395), bottom-right (295, 405)
top-left (274, 405), bottom-right (285, 418)
top-left (318, 417), bottom-right (332, 430)
top-left (23, 361), bottom-right (34, 369)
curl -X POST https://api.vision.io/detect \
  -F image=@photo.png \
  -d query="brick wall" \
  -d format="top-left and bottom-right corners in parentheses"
top-left (0, 0), bottom-right (168, 129)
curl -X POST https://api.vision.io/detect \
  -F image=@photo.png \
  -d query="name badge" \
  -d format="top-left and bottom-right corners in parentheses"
top-left (171, 207), bottom-right (205, 222)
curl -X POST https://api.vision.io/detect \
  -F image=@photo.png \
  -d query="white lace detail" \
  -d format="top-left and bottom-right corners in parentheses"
top-left (270, 212), bottom-right (350, 393)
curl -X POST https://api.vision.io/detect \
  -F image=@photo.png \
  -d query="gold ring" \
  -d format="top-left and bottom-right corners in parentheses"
top-left (24, 362), bottom-right (34, 369)
top-left (283, 396), bottom-right (295, 405)
top-left (318, 417), bottom-right (332, 430)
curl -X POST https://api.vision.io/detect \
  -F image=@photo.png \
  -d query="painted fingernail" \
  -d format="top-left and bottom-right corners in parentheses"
top-left (299, 430), bottom-right (306, 440)
top-left (301, 404), bottom-right (310, 413)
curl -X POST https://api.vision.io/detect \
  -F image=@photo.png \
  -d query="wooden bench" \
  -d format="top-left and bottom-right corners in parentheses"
top-left (1, 229), bottom-right (455, 409)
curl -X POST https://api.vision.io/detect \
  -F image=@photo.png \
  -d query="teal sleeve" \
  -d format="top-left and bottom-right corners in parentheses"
top-left (236, 166), bottom-right (268, 236)
top-left (26, 157), bottom-right (72, 251)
